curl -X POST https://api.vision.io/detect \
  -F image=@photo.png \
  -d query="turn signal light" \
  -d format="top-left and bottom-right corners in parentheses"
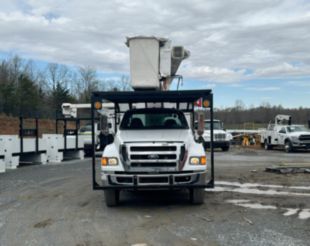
top-left (101, 157), bottom-right (107, 166)
top-left (203, 100), bottom-right (210, 108)
top-left (94, 101), bottom-right (102, 110)
top-left (200, 156), bottom-right (207, 165)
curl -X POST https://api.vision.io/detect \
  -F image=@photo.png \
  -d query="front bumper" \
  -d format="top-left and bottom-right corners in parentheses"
top-left (100, 171), bottom-right (208, 190)
top-left (204, 141), bottom-right (230, 149)
top-left (292, 142), bottom-right (310, 149)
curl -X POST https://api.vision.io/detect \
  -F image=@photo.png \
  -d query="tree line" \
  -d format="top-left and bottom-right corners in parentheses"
top-left (0, 55), bottom-right (130, 118)
top-left (1, 55), bottom-right (309, 126)
top-left (214, 100), bottom-right (310, 128)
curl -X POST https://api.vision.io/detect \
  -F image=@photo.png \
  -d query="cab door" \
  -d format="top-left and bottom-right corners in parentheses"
top-left (278, 127), bottom-right (287, 145)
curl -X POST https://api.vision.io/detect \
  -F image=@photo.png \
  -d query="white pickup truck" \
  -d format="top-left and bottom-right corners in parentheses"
top-left (261, 115), bottom-right (310, 152)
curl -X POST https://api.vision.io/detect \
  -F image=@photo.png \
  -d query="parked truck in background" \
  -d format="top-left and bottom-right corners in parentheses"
top-left (61, 102), bottom-right (115, 155)
top-left (261, 115), bottom-right (310, 152)
top-left (91, 36), bottom-right (215, 206)
top-left (197, 119), bottom-right (232, 151)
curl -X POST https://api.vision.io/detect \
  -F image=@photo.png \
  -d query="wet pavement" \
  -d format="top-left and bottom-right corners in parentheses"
top-left (0, 147), bottom-right (309, 246)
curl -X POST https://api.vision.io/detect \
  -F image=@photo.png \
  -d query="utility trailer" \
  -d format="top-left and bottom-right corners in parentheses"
top-left (90, 90), bottom-right (215, 206)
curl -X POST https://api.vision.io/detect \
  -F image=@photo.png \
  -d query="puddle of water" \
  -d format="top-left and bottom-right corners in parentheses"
top-left (207, 186), bottom-right (310, 197)
top-left (283, 208), bottom-right (299, 216)
top-left (226, 199), bottom-right (277, 210)
top-left (226, 199), bottom-right (310, 220)
top-left (226, 199), bottom-right (250, 204)
top-left (298, 209), bottom-right (310, 220)
top-left (216, 181), bottom-right (310, 191)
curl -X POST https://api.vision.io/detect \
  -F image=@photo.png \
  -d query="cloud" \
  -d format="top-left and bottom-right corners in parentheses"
top-left (0, 0), bottom-right (310, 83)
top-left (245, 86), bottom-right (280, 91)
top-left (254, 63), bottom-right (310, 77)
top-left (181, 64), bottom-right (247, 83)
top-left (286, 81), bottom-right (310, 87)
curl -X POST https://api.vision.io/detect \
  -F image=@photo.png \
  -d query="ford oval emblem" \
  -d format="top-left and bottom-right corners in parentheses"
top-left (147, 154), bottom-right (159, 159)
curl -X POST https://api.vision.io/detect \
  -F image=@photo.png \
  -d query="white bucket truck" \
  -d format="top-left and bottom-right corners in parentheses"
top-left (261, 115), bottom-right (310, 152)
top-left (90, 37), bottom-right (215, 206)
top-left (61, 102), bottom-right (115, 155)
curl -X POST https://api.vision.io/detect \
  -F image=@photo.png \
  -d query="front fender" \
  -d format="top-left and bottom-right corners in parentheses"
top-left (101, 144), bottom-right (125, 172)
top-left (183, 142), bottom-right (207, 171)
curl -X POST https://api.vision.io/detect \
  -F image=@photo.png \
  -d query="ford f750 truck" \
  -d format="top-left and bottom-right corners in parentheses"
top-left (91, 90), bottom-right (215, 206)
top-left (90, 36), bottom-right (215, 206)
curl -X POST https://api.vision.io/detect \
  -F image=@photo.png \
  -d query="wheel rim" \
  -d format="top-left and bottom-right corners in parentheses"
top-left (285, 143), bottom-right (290, 152)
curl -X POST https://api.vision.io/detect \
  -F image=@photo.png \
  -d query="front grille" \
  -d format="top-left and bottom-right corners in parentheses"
top-left (131, 154), bottom-right (176, 160)
top-left (215, 133), bottom-right (226, 141)
top-left (125, 143), bottom-right (183, 170)
top-left (131, 162), bottom-right (177, 167)
top-left (130, 146), bottom-right (177, 151)
top-left (299, 135), bottom-right (310, 141)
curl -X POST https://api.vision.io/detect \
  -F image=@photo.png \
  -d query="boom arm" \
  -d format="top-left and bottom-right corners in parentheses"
top-left (62, 103), bottom-right (114, 118)
top-left (275, 114), bottom-right (291, 125)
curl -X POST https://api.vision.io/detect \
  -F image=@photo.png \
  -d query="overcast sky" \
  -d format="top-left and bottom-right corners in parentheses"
top-left (1, 0), bottom-right (310, 108)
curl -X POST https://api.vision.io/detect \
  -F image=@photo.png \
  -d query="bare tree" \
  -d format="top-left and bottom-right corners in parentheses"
top-left (76, 66), bottom-right (99, 102)
top-left (106, 75), bottom-right (131, 91)
top-left (46, 63), bottom-right (70, 90)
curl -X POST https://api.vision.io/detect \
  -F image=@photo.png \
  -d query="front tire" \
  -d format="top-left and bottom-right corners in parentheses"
top-left (264, 140), bottom-right (272, 150)
top-left (284, 140), bottom-right (293, 153)
top-left (104, 190), bottom-right (120, 207)
top-left (221, 145), bottom-right (230, 151)
top-left (190, 188), bottom-right (204, 205)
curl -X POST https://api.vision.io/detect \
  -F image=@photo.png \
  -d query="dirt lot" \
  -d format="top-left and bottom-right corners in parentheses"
top-left (0, 147), bottom-right (309, 246)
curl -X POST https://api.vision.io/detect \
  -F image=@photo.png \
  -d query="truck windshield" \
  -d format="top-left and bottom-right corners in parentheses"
top-left (79, 124), bottom-right (92, 133)
top-left (286, 125), bottom-right (308, 132)
top-left (204, 121), bottom-right (223, 130)
top-left (120, 109), bottom-right (189, 130)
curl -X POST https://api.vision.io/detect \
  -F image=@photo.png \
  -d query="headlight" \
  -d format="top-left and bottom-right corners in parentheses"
top-left (291, 136), bottom-right (299, 142)
top-left (203, 135), bottom-right (210, 141)
top-left (189, 156), bottom-right (207, 165)
top-left (101, 157), bottom-right (118, 166)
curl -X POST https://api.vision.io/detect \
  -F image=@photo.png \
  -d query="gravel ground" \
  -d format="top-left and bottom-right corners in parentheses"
top-left (0, 147), bottom-right (309, 246)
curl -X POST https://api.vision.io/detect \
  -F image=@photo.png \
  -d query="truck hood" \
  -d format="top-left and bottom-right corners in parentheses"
top-left (118, 129), bottom-right (191, 143)
top-left (203, 129), bottom-right (226, 136)
top-left (287, 131), bottom-right (310, 137)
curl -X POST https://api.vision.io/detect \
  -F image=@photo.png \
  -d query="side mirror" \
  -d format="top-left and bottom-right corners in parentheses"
top-left (197, 113), bottom-right (205, 136)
